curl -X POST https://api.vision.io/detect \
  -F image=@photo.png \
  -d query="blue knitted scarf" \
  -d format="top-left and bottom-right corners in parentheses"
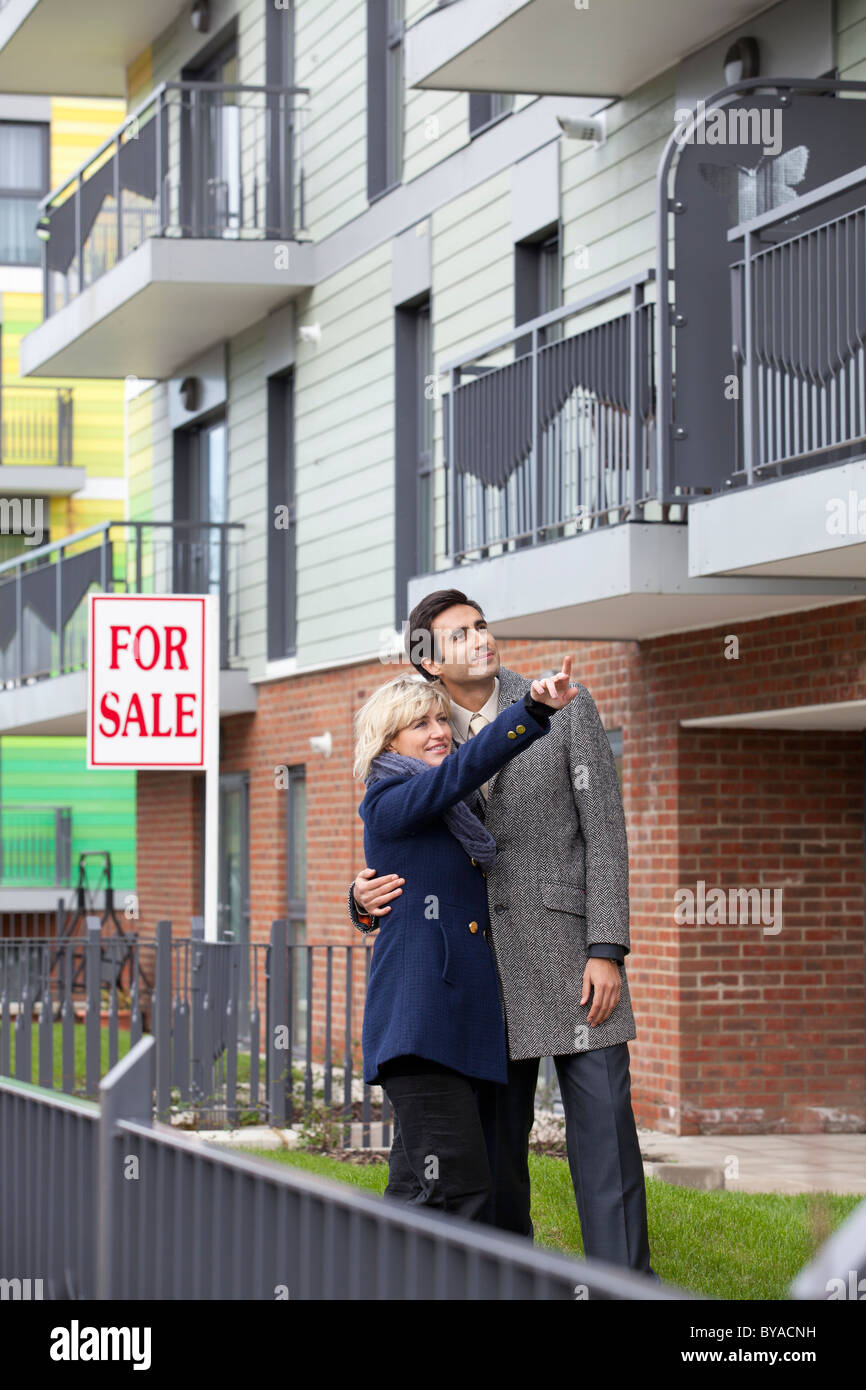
top-left (366, 748), bottom-right (498, 868)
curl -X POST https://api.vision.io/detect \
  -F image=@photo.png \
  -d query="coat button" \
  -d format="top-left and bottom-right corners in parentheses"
top-left (471, 857), bottom-right (477, 866)
top-left (469, 921), bottom-right (479, 933)
top-left (516, 724), bottom-right (526, 734)
top-left (507, 730), bottom-right (517, 739)
top-left (494, 903), bottom-right (507, 914)
top-left (483, 929), bottom-right (488, 939)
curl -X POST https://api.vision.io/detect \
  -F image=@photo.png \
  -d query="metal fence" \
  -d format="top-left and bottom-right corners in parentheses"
top-left (0, 918), bottom-right (394, 1138)
top-left (40, 79), bottom-right (310, 318)
top-left (729, 166), bottom-right (866, 483)
top-left (0, 385), bottom-right (74, 467)
top-left (441, 270), bottom-right (657, 562)
top-left (1, 1032), bottom-right (863, 1299)
top-left (0, 1033), bottom-right (686, 1300)
top-left (0, 517), bottom-right (244, 685)
top-left (0, 916), bottom-right (558, 1139)
top-left (0, 805), bottom-right (72, 887)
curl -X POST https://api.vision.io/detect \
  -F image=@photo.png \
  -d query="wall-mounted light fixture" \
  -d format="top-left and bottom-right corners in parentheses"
top-left (179, 376), bottom-right (201, 412)
top-left (309, 731), bottom-right (333, 757)
top-left (723, 36), bottom-right (760, 87)
top-left (191, 0), bottom-right (210, 33)
top-left (556, 112), bottom-right (606, 146)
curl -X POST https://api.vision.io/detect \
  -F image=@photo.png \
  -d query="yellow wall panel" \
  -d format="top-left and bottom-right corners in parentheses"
top-left (49, 97), bottom-right (127, 188)
top-left (127, 47), bottom-right (154, 110)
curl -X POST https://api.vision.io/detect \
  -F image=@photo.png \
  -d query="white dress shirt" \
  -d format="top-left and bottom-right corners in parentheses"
top-left (448, 676), bottom-right (500, 747)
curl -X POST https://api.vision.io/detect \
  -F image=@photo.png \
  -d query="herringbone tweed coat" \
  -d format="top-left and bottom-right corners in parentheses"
top-left (350, 664), bottom-right (636, 1060)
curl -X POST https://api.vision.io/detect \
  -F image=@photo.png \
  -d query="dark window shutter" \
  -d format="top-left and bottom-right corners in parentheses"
top-left (468, 93), bottom-right (492, 134)
top-left (367, 0), bottom-right (387, 200)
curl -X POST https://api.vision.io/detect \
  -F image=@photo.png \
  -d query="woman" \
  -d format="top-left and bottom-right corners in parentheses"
top-left (352, 660), bottom-right (578, 1222)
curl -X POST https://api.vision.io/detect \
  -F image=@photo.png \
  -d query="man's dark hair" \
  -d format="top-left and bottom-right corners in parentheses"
top-left (405, 589), bottom-right (485, 680)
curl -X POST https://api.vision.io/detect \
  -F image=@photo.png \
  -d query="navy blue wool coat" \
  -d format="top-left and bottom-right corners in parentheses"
top-left (359, 691), bottom-right (552, 1085)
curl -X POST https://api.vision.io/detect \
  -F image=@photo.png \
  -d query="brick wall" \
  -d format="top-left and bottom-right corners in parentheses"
top-left (134, 599), bottom-right (866, 1134)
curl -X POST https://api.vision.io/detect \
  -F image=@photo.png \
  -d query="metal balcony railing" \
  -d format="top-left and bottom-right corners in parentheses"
top-left (728, 163), bottom-right (866, 484)
top-left (441, 270), bottom-right (658, 564)
top-left (0, 804), bottom-right (72, 886)
top-left (0, 384), bottom-right (74, 467)
top-left (0, 519), bottom-right (244, 685)
top-left (38, 79), bottom-right (310, 318)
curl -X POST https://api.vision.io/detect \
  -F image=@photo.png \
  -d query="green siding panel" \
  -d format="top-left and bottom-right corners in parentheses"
top-left (1, 737), bottom-right (136, 891)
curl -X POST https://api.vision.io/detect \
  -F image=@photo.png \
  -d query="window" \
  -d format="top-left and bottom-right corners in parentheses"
top-left (265, 0), bottom-right (296, 233)
top-left (468, 93), bottom-right (514, 137)
top-left (0, 123), bottom-right (49, 265)
top-left (607, 728), bottom-right (623, 788)
top-left (285, 765), bottom-right (307, 1050)
top-left (267, 371), bottom-right (296, 660)
top-left (367, 0), bottom-right (404, 200)
top-left (180, 35), bottom-right (240, 238)
top-left (515, 225), bottom-right (561, 356)
top-left (394, 295), bottom-right (433, 619)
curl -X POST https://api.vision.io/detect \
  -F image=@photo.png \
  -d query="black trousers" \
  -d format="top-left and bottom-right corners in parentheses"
top-left (488, 1045), bottom-right (657, 1276)
top-left (380, 1056), bottom-right (501, 1224)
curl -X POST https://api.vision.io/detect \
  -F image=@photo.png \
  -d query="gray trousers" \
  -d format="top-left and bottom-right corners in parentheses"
top-left (483, 1043), bottom-right (657, 1276)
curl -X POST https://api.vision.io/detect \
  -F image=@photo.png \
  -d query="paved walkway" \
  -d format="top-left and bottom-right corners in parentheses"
top-left (203, 1122), bottom-right (866, 1195)
top-left (637, 1128), bottom-right (866, 1195)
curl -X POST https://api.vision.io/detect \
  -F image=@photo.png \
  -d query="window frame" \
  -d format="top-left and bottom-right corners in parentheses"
top-left (468, 92), bottom-right (514, 139)
top-left (267, 369), bottom-right (297, 661)
top-left (0, 119), bottom-right (50, 267)
top-left (367, 0), bottom-right (404, 202)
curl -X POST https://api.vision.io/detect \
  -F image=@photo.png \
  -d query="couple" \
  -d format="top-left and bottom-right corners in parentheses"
top-left (349, 588), bottom-right (656, 1279)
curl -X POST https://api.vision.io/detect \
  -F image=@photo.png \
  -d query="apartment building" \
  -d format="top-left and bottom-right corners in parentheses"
top-left (0, 0), bottom-right (863, 1132)
top-left (0, 88), bottom-right (135, 917)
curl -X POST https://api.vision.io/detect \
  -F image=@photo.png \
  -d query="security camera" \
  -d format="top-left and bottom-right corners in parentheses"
top-left (556, 113), bottom-right (605, 145)
top-left (298, 323), bottom-right (321, 345)
top-left (309, 731), bottom-right (332, 757)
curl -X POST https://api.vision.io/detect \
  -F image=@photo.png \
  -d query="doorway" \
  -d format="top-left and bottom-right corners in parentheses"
top-left (181, 37), bottom-right (241, 237)
top-left (218, 772), bottom-right (250, 1039)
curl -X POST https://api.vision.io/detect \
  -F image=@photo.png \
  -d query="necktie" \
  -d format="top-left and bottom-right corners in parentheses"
top-left (468, 710), bottom-right (490, 801)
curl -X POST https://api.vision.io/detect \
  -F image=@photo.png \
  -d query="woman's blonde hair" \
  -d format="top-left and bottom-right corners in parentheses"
top-left (353, 672), bottom-right (452, 783)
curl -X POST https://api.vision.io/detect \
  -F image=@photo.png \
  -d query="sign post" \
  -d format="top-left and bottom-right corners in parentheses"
top-left (87, 592), bottom-right (221, 941)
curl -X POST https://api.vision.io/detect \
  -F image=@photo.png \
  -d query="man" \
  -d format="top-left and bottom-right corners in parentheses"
top-left (348, 588), bottom-right (656, 1277)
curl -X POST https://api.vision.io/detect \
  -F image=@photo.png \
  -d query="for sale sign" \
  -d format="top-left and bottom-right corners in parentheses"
top-left (87, 594), bottom-right (215, 769)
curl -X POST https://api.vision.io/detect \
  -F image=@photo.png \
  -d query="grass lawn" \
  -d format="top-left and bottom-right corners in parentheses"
top-left (235, 1145), bottom-right (860, 1300)
top-left (4, 1021), bottom-right (263, 1105)
top-left (6, 1020), bottom-right (132, 1092)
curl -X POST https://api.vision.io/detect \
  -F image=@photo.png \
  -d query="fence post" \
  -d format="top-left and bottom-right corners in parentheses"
top-left (628, 282), bottom-right (641, 512)
top-left (85, 916), bottom-right (101, 1094)
top-left (154, 920), bottom-right (172, 1119)
top-left (189, 915), bottom-right (204, 1104)
top-left (742, 228), bottom-right (758, 484)
top-left (98, 1034), bottom-right (154, 1301)
top-left (268, 919), bottom-right (287, 1126)
top-left (531, 326), bottom-right (541, 543)
top-left (55, 808), bottom-right (71, 885)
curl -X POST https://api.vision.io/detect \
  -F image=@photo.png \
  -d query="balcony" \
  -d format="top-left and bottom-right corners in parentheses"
top-left (0, 384), bottom-right (82, 497)
top-left (20, 80), bottom-right (312, 380)
top-left (0, 0), bottom-right (187, 97)
top-left (0, 519), bottom-right (256, 736)
top-left (409, 246), bottom-right (866, 637)
top-left (403, 0), bottom-right (774, 100)
top-left (0, 803), bottom-right (71, 887)
top-left (655, 79), bottom-right (866, 584)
